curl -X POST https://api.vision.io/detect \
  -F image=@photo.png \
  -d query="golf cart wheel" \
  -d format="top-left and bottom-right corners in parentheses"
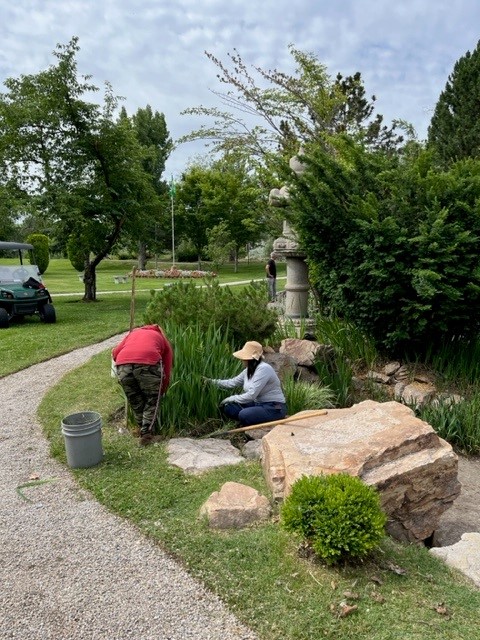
top-left (0, 308), bottom-right (9, 328)
top-left (40, 303), bottom-right (56, 324)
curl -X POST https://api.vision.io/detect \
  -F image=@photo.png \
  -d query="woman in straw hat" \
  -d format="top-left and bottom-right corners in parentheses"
top-left (205, 340), bottom-right (287, 427)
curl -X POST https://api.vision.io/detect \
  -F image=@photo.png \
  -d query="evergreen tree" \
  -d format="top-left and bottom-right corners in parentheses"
top-left (428, 40), bottom-right (480, 165)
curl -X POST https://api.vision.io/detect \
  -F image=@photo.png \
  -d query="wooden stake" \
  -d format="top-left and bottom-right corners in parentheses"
top-left (125, 266), bottom-right (138, 429)
top-left (222, 409), bottom-right (328, 435)
top-left (129, 267), bottom-right (137, 332)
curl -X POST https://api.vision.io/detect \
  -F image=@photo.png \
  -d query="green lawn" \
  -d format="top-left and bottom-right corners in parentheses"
top-left (37, 348), bottom-right (480, 640)
top-left (6, 256), bottom-right (480, 640)
top-left (39, 257), bottom-right (284, 294)
top-left (0, 257), bottom-right (284, 377)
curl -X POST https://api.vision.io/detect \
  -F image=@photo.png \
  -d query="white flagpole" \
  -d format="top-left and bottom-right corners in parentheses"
top-left (170, 176), bottom-right (175, 268)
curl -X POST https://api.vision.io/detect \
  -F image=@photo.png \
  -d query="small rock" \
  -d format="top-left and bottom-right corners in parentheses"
top-left (366, 371), bottom-right (391, 384)
top-left (200, 482), bottom-right (271, 529)
top-left (384, 362), bottom-right (401, 376)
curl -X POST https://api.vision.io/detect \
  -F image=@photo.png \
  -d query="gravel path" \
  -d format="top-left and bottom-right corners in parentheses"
top-left (0, 337), bottom-right (257, 640)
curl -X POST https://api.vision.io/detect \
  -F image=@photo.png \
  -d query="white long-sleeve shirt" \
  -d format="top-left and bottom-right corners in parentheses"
top-left (211, 361), bottom-right (285, 405)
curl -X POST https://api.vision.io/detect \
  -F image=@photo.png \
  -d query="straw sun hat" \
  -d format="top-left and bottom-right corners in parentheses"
top-left (232, 341), bottom-right (263, 361)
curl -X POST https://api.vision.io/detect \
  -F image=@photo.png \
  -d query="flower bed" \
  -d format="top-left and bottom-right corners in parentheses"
top-left (131, 268), bottom-right (217, 279)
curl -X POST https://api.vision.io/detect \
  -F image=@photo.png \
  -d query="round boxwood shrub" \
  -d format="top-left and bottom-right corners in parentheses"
top-left (280, 473), bottom-right (386, 565)
top-left (67, 235), bottom-right (89, 273)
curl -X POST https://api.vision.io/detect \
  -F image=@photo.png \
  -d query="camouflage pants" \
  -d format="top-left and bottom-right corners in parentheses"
top-left (117, 362), bottom-right (164, 434)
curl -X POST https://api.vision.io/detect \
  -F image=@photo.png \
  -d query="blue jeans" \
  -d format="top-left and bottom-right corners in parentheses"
top-left (221, 401), bottom-right (287, 426)
top-left (267, 276), bottom-right (276, 301)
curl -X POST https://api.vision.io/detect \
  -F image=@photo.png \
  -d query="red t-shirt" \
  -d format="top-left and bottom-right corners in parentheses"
top-left (112, 325), bottom-right (173, 394)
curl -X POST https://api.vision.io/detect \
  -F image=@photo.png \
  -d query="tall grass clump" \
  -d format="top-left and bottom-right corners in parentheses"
top-left (282, 375), bottom-right (335, 415)
top-left (423, 334), bottom-right (480, 387)
top-left (312, 314), bottom-right (378, 407)
top-left (266, 317), bottom-right (309, 345)
top-left (143, 278), bottom-right (278, 346)
top-left (314, 313), bottom-right (378, 370)
top-left (314, 350), bottom-right (354, 408)
top-left (155, 322), bottom-right (240, 437)
top-left (417, 392), bottom-right (480, 455)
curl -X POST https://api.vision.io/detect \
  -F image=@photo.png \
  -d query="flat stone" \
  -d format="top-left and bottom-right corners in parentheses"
top-left (401, 382), bottom-right (436, 407)
top-left (430, 532), bottom-right (480, 588)
top-left (200, 481), bottom-right (271, 529)
top-left (262, 400), bottom-right (460, 543)
top-left (366, 371), bottom-right (391, 384)
top-left (166, 437), bottom-right (243, 475)
top-left (384, 362), bottom-right (401, 376)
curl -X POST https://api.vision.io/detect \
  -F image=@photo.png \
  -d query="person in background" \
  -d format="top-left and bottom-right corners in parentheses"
top-left (205, 340), bottom-right (287, 427)
top-left (112, 324), bottom-right (173, 446)
top-left (265, 252), bottom-right (277, 302)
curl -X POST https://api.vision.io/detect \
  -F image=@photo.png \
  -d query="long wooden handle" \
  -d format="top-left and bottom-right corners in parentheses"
top-left (224, 409), bottom-right (328, 434)
top-left (129, 267), bottom-right (137, 332)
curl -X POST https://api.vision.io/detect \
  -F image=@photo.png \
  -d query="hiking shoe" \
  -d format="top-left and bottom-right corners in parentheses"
top-left (139, 433), bottom-right (154, 447)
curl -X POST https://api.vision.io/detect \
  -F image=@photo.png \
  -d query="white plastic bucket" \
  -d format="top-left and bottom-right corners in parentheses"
top-left (61, 411), bottom-right (103, 468)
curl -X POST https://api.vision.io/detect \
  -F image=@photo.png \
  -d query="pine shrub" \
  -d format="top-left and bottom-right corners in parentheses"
top-left (280, 473), bottom-right (386, 565)
top-left (143, 279), bottom-right (278, 346)
top-left (291, 139), bottom-right (480, 354)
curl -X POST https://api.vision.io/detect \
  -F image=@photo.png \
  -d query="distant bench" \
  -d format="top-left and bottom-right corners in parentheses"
top-left (113, 275), bottom-right (128, 284)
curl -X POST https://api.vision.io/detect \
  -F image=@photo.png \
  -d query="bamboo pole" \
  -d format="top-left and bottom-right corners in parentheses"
top-left (129, 266), bottom-right (137, 332)
top-left (215, 409), bottom-right (328, 436)
top-left (125, 266), bottom-right (138, 429)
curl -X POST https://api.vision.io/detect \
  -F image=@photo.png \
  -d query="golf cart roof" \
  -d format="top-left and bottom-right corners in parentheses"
top-left (0, 241), bottom-right (34, 251)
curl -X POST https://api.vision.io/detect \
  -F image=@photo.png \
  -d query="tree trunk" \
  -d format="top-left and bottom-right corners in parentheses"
top-left (138, 241), bottom-right (147, 270)
top-left (234, 247), bottom-right (238, 273)
top-left (83, 261), bottom-right (97, 301)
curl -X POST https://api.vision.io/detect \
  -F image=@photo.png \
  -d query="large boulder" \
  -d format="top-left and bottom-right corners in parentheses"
top-left (262, 400), bottom-right (460, 543)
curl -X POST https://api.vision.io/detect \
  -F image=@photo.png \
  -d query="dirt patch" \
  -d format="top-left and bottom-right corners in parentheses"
top-left (433, 455), bottom-right (480, 547)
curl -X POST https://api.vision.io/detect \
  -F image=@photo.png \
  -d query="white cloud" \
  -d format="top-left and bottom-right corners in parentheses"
top-left (1, 0), bottom-right (480, 176)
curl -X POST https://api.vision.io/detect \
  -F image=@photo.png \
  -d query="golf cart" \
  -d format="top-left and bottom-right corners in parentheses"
top-left (0, 241), bottom-right (56, 328)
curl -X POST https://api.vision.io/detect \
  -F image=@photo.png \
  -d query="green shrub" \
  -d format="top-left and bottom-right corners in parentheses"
top-left (144, 279), bottom-right (278, 346)
top-left (26, 233), bottom-right (50, 274)
top-left (176, 240), bottom-right (202, 262)
top-left (280, 474), bottom-right (386, 565)
top-left (292, 139), bottom-right (480, 354)
top-left (66, 235), bottom-right (89, 272)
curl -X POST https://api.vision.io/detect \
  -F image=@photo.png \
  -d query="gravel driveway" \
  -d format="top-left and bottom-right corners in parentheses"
top-left (0, 336), bottom-right (257, 640)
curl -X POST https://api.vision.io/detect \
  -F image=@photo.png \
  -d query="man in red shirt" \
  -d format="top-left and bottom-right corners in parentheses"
top-left (112, 325), bottom-right (173, 446)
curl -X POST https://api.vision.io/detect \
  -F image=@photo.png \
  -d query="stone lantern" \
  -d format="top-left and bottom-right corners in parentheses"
top-left (268, 150), bottom-right (311, 325)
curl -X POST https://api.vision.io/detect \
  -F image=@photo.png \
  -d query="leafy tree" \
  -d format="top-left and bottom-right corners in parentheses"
top-left (428, 40), bottom-right (480, 165)
top-left (66, 234), bottom-right (89, 272)
top-left (180, 46), bottom-right (405, 171)
top-left (122, 105), bottom-right (172, 268)
top-left (176, 157), bottom-right (265, 270)
top-left (0, 186), bottom-right (19, 240)
top-left (175, 165), bottom-right (213, 266)
top-left (206, 221), bottom-right (235, 270)
top-left (0, 38), bottom-right (158, 300)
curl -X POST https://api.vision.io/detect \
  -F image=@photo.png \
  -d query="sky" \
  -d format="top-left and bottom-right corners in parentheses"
top-left (1, 0), bottom-right (480, 179)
